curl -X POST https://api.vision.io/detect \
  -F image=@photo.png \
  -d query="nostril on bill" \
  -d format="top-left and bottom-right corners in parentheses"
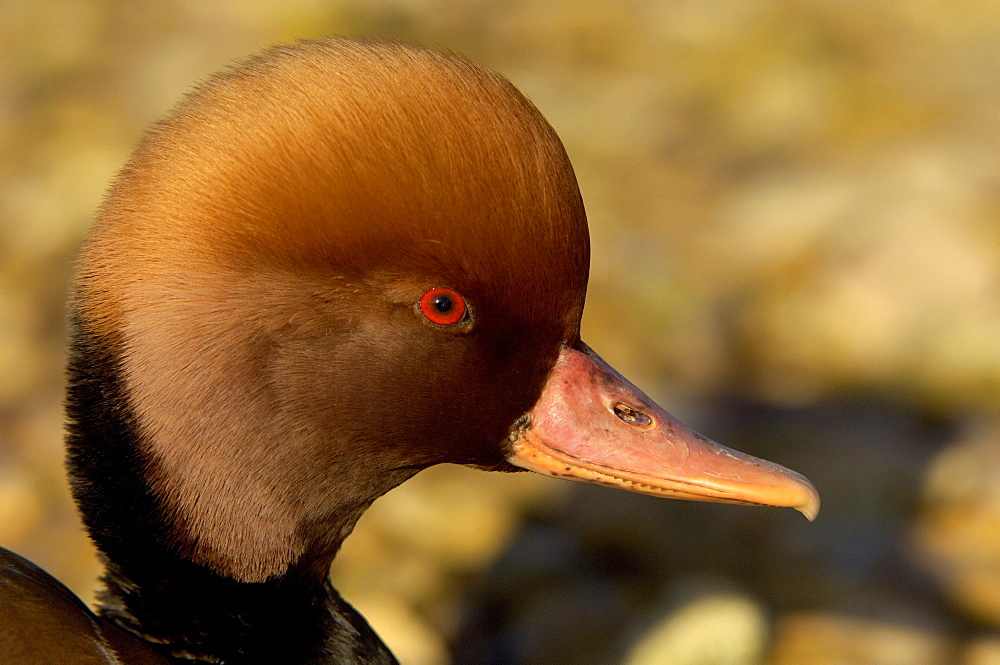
top-left (612, 402), bottom-right (653, 428)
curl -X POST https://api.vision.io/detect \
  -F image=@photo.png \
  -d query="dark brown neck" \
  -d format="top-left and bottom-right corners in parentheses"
top-left (65, 317), bottom-right (397, 664)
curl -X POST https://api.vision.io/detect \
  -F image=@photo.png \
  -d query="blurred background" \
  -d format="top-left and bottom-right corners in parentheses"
top-left (1, 1), bottom-right (998, 664)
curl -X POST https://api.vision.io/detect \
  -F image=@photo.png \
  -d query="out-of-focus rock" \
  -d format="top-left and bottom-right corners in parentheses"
top-left (771, 612), bottom-right (950, 665)
top-left (915, 419), bottom-right (1000, 626)
top-left (964, 636), bottom-right (1000, 665)
top-left (621, 585), bottom-right (767, 665)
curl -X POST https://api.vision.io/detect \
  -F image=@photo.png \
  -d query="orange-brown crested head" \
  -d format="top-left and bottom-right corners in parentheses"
top-left (70, 38), bottom-right (819, 587)
top-left (72, 39), bottom-right (588, 581)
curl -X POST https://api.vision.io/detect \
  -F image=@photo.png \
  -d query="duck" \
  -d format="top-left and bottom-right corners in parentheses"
top-left (0, 38), bottom-right (819, 665)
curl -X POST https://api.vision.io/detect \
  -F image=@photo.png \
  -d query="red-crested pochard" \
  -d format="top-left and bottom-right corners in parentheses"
top-left (0, 38), bottom-right (819, 664)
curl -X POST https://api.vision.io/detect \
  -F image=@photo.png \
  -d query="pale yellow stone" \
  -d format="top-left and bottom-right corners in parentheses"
top-left (623, 592), bottom-right (768, 665)
top-left (772, 612), bottom-right (950, 665)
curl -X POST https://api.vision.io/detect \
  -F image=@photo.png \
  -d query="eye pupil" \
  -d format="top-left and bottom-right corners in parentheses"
top-left (433, 295), bottom-right (453, 313)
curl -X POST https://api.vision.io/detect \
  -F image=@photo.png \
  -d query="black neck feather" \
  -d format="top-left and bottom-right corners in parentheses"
top-left (65, 317), bottom-right (397, 664)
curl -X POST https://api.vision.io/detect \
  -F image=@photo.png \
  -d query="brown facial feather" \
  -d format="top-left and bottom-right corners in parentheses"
top-left (73, 39), bottom-right (589, 581)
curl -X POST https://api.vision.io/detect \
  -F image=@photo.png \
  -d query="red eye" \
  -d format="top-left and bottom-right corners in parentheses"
top-left (419, 287), bottom-right (468, 326)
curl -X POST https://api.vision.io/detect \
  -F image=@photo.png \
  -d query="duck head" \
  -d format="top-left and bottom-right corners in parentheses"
top-left (69, 39), bottom-right (818, 585)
